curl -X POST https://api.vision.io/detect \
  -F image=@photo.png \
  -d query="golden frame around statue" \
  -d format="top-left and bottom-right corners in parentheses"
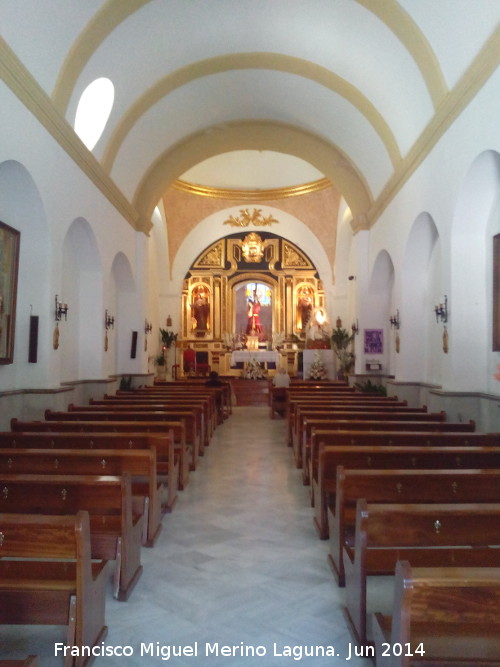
top-left (180, 233), bottom-right (325, 376)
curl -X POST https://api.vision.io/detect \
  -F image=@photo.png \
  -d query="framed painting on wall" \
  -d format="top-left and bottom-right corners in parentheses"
top-left (0, 220), bottom-right (21, 364)
top-left (364, 328), bottom-right (383, 354)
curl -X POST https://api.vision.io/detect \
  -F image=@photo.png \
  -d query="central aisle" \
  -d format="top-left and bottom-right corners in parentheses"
top-left (1, 407), bottom-right (368, 665)
top-left (104, 406), bottom-right (366, 666)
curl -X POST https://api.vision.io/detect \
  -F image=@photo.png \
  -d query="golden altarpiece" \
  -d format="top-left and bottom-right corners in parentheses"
top-left (180, 231), bottom-right (325, 376)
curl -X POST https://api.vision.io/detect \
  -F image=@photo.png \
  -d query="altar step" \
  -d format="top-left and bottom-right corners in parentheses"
top-left (230, 379), bottom-right (269, 406)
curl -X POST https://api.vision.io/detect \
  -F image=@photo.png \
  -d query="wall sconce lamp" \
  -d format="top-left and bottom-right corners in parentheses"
top-left (105, 310), bottom-right (115, 330)
top-left (434, 296), bottom-right (448, 323)
top-left (55, 295), bottom-right (68, 321)
top-left (351, 319), bottom-right (359, 335)
top-left (389, 309), bottom-right (400, 329)
top-left (144, 319), bottom-right (153, 335)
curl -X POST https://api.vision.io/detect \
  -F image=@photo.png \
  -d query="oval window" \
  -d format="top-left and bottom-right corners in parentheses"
top-left (74, 77), bottom-right (114, 150)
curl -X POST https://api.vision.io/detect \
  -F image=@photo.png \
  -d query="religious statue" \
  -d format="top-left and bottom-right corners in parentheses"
top-left (191, 286), bottom-right (210, 331)
top-left (297, 285), bottom-right (314, 332)
top-left (246, 290), bottom-right (262, 334)
top-left (306, 307), bottom-right (331, 341)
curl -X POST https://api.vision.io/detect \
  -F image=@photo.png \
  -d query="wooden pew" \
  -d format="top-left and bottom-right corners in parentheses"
top-left (313, 444), bottom-right (500, 540)
top-left (0, 658), bottom-right (39, 667)
top-left (146, 380), bottom-right (232, 421)
top-left (373, 560), bottom-right (500, 666)
top-left (345, 500), bottom-right (500, 647)
top-left (286, 393), bottom-right (402, 445)
top-left (269, 386), bottom-right (288, 419)
top-left (328, 467), bottom-right (500, 588)
top-left (0, 473), bottom-right (143, 601)
top-left (0, 511), bottom-right (108, 667)
top-left (44, 408), bottom-right (202, 471)
top-left (2, 426), bottom-right (185, 493)
top-left (292, 407), bottom-right (442, 466)
top-left (10, 419), bottom-right (190, 486)
top-left (305, 422), bottom-right (478, 489)
top-left (90, 396), bottom-right (213, 445)
top-left (0, 446), bottom-right (166, 546)
top-left (91, 391), bottom-right (214, 443)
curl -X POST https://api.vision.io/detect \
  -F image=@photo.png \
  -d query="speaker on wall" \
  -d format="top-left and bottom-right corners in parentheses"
top-left (130, 331), bottom-right (138, 358)
top-left (28, 315), bottom-right (39, 363)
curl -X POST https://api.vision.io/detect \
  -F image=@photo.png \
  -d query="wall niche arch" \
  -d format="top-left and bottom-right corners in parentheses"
top-left (180, 231), bottom-right (325, 375)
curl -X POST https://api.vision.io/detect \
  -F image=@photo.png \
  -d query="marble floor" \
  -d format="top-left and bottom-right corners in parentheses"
top-left (1, 407), bottom-right (373, 666)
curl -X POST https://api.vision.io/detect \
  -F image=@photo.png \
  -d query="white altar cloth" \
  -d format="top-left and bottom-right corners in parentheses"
top-left (230, 350), bottom-right (279, 366)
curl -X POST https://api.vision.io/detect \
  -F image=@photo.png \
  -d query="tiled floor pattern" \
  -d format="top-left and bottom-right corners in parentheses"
top-left (1, 407), bottom-right (372, 666)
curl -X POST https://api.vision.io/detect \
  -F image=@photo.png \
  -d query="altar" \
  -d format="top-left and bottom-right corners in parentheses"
top-left (230, 350), bottom-right (280, 367)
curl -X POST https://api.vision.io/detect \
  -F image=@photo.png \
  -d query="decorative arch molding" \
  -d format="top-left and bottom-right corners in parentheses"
top-left (102, 52), bottom-right (401, 172)
top-left (133, 121), bottom-right (372, 233)
top-left (110, 251), bottom-right (136, 294)
top-left (399, 212), bottom-right (440, 382)
top-left (52, 0), bottom-right (153, 112)
top-left (179, 230), bottom-right (326, 350)
top-left (62, 217), bottom-right (103, 380)
top-left (450, 150), bottom-right (500, 391)
top-left (53, 3), bottom-right (443, 124)
top-left (0, 159), bottom-right (50, 386)
top-left (171, 204), bottom-right (333, 292)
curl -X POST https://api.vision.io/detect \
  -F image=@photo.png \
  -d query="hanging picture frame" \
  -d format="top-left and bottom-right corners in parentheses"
top-left (364, 328), bottom-right (383, 354)
top-left (0, 220), bottom-right (21, 364)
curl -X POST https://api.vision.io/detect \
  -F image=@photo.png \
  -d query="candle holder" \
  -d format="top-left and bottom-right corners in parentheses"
top-left (434, 296), bottom-right (448, 323)
top-left (105, 310), bottom-right (115, 330)
top-left (55, 295), bottom-right (68, 321)
top-left (389, 310), bottom-right (400, 329)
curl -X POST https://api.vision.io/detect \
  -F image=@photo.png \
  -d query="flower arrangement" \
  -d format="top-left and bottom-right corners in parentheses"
top-left (308, 351), bottom-right (328, 380)
top-left (243, 357), bottom-right (267, 380)
top-left (272, 331), bottom-right (285, 349)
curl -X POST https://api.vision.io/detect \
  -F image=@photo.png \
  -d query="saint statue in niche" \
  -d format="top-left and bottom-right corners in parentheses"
top-left (296, 285), bottom-right (314, 333)
top-left (246, 289), bottom-right (262, 334)
top-left (191, 286), bottom-right (210, 331)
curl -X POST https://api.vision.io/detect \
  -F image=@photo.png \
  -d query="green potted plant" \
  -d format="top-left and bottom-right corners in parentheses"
top-left (331, 325), bottom-right (355, 380)
top-left (154, 353), bottom-right (167, 380)
top-left (159, 328), bottom-right (178, 348)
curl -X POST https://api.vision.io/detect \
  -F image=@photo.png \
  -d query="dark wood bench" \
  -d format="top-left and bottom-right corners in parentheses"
top-left (292, 407), bottom-right (442, 466)
top-left (286, 394), bottom-right (402, 446)
top-left (0, 446), bottom-right (166, 546)
top-left (45, 408), bottom-right (202, 471)
top-left (91, 396), bottom-right (213, 445)
top-left (345, 500), bottom-right (500, 647)
top-left (9, 419), bottom-right (189, 488)
top-left (373, 560), bottom-right (500, 666)
top-left (145, 380), bottom-right (232, 421)
top-left (305, 422), bottom-right (478, 489)
top-left (313, 443), bottom-right (500, 538)
top-left (328, 467), bottom-right (500, 588)
top-left (125, 382), bottom-right (229, 425)
top-left (0, 473), bottom-right (143, 601)
top-left (0, 511), bottom-right (108, 667)
top-left (269, 386), bottom-right (288, 419)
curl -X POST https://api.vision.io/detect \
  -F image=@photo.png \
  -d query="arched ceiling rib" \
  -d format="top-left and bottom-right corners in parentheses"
top-left (2, 1), bottom-right (498, 236)
top-left (132, 120), bottom-right (372, 231)
top-left (52, 0), bottom-right (153, 112)
top-left (101, 52), bottom-right (401, 175)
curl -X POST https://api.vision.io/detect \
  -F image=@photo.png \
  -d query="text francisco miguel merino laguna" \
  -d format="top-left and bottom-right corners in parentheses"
top-left (55, 640), bottom-right (377, 661)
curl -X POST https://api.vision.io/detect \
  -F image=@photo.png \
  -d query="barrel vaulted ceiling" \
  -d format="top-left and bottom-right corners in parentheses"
top-left (2, 0), bottom-right (499, 234)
